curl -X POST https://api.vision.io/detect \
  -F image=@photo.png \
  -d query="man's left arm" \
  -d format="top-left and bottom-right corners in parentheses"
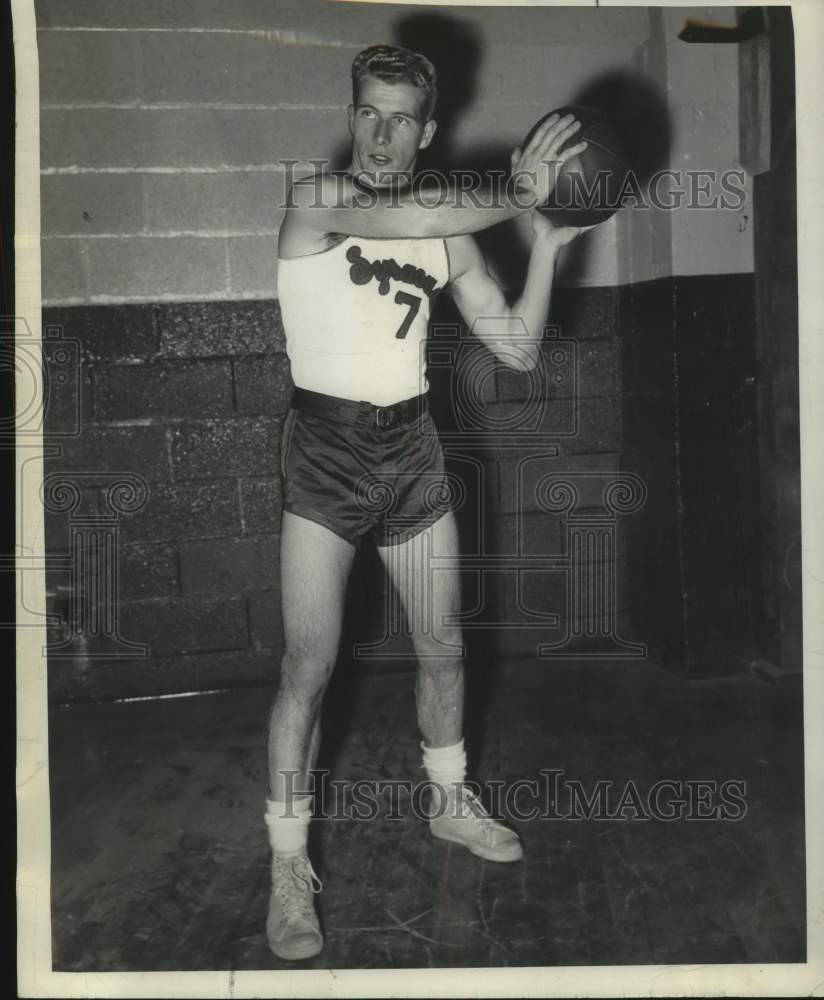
top-left (446, 214), bottom-right (590, 372)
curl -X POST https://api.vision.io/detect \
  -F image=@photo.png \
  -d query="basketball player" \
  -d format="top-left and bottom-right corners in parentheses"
top-left (265, 45), bottom-right (590, 961)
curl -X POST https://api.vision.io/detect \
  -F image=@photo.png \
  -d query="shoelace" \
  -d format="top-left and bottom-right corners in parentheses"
top-left (273, 855), bottom-right (323, 921)
top-left (446, 786), bottom-right (499, 840)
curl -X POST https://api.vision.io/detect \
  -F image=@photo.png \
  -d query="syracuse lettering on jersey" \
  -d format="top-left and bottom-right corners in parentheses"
top-left (346, 244), bottom-right (439, 300)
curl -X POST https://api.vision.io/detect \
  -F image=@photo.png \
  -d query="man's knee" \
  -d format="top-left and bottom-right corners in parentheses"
top-left (278, 646), bottom-right (336, 703)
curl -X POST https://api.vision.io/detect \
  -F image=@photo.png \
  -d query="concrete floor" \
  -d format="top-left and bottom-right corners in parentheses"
top-left (48, 659), bottom-right (805, 970)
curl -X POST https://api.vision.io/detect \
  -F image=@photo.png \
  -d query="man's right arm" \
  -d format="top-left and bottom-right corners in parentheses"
top-left (289, 113), bottom-right (587, 240)
top-left (288, 171), bottom-right (533, 239)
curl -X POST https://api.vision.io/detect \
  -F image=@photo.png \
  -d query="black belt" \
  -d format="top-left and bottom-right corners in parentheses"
top-left (290, 388), bottom-right (429, 430)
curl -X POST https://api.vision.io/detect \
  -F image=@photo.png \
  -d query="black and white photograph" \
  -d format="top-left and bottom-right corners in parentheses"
top-left (12, 0), bottom-right (824, 995)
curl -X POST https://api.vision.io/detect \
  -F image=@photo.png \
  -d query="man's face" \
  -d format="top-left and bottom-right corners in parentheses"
top-left (347, 74), bottom-right (437, 188)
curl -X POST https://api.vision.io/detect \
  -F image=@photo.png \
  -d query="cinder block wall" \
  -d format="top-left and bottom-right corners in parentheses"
top-left (37, 1), bottom-right (653, 304)
top-left (37, 1), bottom-right (761, 700)
top-left (43, 300), bottom-right (290, 700)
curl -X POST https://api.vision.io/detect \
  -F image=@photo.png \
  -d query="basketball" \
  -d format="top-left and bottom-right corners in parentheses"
top-left (523, 105), bottom-right (632, 226)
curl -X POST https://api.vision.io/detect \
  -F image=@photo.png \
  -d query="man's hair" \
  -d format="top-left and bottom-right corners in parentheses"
top-left (351, 45), bottom-right (438, 121)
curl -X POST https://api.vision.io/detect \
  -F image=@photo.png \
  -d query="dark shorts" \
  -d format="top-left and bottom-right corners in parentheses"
top-left (280, 390), bottom-right (454, 547)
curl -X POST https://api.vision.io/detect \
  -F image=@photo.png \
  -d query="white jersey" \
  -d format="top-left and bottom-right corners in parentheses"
top-left (277, 235), bottom-right (451, 407)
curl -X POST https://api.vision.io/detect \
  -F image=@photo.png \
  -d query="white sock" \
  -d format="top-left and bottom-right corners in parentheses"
top-left (421, 739), bottom-right (466, 790)
top-left (264, 796), bottom-right (312, 855)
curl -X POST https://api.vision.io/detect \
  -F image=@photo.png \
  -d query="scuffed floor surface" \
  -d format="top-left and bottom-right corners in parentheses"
top-left (48, 659), bottom-right (805, 970)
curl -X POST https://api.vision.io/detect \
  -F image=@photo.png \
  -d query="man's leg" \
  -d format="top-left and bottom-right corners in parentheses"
top-left (377, 508), bottom-right (464, 746)
top-left (265, 510), bottom-right (357, 960)
top-left (376, 511), bottom-right (523, 862)
top-left (269, 511), bottom-right (356, 796)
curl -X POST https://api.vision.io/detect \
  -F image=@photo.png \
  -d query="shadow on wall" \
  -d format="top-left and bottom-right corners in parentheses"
top-left (394, 12), bottom-right (483, 173)
top-left (571, 70), bottom-right (672, 184)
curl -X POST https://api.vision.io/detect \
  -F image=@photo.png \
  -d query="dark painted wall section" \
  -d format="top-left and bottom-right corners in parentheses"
top-left (44, 260), bottom-right (795, 700)
top-left (752, 8), bottom-right (801, 677)
top-left (620, 278), bottom-right (683, 671)
top-left (621, 274), bottom-right (767, 675)
top-left (674, 274), bottom-right (765, 672)
top-left (43, 301), bottom-right (292, 701)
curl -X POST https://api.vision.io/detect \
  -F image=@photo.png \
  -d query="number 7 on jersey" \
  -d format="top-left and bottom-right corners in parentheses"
top-left (394, 291), bottom-right (421, 339)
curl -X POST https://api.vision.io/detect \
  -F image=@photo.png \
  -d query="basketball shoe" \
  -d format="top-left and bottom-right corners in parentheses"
top-left (427, 784), bottom-right (523, 862)
top-left (266, 850), bottom-right (323, 961)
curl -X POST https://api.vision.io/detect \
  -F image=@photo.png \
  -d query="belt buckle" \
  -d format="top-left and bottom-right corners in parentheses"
top-left (375, 406), bottom-right (394, 430)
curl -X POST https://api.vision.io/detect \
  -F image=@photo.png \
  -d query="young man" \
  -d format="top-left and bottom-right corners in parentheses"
top-left (266, 45), bottom-right (589, 961)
